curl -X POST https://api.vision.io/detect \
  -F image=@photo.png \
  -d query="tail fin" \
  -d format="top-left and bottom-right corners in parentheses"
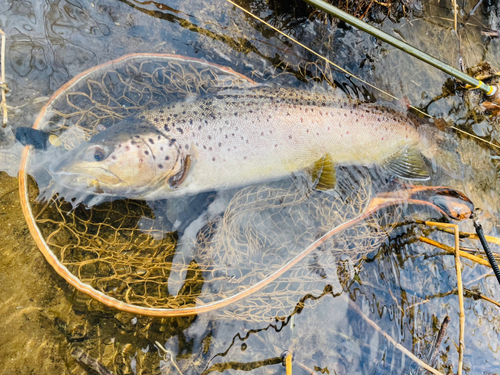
top-left (418, 124), bottom-right (464, 180)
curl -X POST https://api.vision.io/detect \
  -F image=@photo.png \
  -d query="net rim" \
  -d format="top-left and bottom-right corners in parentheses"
top-left (18, 53), bottom-right (259, 316)
top-left (16, 53), bottom-right (457, 317)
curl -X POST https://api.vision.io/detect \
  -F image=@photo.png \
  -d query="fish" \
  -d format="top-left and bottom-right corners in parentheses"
top-left (49, 88), bottom-right (462, 201)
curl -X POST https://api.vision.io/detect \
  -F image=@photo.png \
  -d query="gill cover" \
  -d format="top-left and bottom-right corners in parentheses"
top-left (49, 117), bottom-right (181, 197)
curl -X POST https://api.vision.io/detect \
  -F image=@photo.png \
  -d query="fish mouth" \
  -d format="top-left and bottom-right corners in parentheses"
top-left (50, 168), bottom-right (123, 196)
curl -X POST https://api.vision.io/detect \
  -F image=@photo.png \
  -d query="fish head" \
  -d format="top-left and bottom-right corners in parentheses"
top-left (50, 118), bottom-right (181, 197)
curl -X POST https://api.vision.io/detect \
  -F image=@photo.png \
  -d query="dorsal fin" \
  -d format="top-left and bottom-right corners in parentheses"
top-left (383, 147), bottom-right (430, 181)
top-left (308, 154), bottom-right (337, 191)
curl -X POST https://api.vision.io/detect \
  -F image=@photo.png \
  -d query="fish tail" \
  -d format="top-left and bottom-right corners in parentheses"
top-left (418, 124), bottom-right (464, 180)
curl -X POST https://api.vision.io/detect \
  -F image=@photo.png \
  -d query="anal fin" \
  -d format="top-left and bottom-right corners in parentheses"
top-left (384, 147), bottom-right (430, 181)
top-left (308, 154), bottom-right (337, 191)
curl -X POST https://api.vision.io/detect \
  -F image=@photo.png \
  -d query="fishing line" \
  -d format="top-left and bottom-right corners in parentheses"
top-left (224, 0), bottom-right (408, 104)
top-left (225, 0), bottom-right (500, 151)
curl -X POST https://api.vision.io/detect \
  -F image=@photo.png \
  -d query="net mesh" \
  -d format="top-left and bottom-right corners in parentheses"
top-left (26, 54), bottom-right (399, 321)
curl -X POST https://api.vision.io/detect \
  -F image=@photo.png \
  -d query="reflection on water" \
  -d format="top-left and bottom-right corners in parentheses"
top-left (1, 0), bottom-right (500, 374)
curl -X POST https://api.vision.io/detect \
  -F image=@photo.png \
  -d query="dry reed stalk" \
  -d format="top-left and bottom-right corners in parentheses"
top-left (296, 361), bottom-right (315, 375)
top-left (452, 0), bottom-right (458, 33)
top-left (419, 236), bottom-right (491, 268)
top-left (424, 221), bottom-right (464, 375)
top-left (436, 227), bottom-right (500, 247)
top-left (467, 290), bottom-right (500, 308)
top-left (345, 296), bottom-right (445, 375)
top-left (285, 352), bottom-right (293, 375)
top-left (0, 29), bottom-right (7, 126)
top-left (155, 341), bottom-right (184, 375)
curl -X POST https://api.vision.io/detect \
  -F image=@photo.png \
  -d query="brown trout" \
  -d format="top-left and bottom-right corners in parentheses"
top-left (49, 88), bottom-right (460, 200)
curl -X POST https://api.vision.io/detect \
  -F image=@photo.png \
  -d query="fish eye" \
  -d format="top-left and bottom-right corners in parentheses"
top-left (92, 146), bottom-right (107, 161)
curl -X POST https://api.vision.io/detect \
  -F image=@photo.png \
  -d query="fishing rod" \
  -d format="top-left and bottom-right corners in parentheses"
top-left (302, 0), bottom-right (500, 284)
top-left (303, 0), bottom-right (500, 99)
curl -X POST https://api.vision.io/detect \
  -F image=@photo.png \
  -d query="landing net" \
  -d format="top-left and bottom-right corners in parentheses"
top-left (19, 54), bottom-right (398, 321)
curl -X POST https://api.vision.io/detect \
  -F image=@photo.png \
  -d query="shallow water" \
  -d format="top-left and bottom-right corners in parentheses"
top-left (1, 0), bottom-right (500, 374)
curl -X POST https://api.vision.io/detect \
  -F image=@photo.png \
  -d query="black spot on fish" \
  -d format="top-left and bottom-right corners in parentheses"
top-left (288, 135), bottom-right (292, 139)
top-left (145, 151), bottom-right (149, 155)
top-left (182, 111), bottom-right (186, 115)
top-left (140, 116), bottom-right (145, 119)
top-left (158, 164), bottom-right (163, 169)
top-left (177, 128), bottom-right (183, 134)
top-left (189, 119), bottom-right (193, 125)
top-left (159, 110), bottom-right (164, 114)
top-left (218, 142), bottom-right (221, 147)
top-left (111, 155), bottom-right (117, 160)
top-left (185, 144), bottom-right (189, 149)
top-left (154, 118), bottom-right (159, 122)
top-left (209, 147), bottom-right (212, 151)
top-left (125, 145), bottom-right (130, 151)
top-left (212, 157), bottom-right (215, 161)
top-left (173, 114), bottom-right (178, 118)
top-left (158, 135), bottom-right (161, 140)
top-left (165, 156), bottom-right (170, 160)
top-left (164, 125), bottom-right (170, 132)
top-left (135, 135), bottom-right (140, 139)
top-left (169, 139), bottom-right (176, 147)
top-left (149, 138), bottom-right (154, 144)
top-left (208, 135), bottom-right (212, 140)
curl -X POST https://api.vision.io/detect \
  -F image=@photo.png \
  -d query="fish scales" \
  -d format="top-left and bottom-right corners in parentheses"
top-left (50, 88), bottom-right (450, 200)
top-left (141, 89), bottom-right (419, 196)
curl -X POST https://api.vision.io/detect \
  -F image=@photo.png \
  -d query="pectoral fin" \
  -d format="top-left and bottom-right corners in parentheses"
top-left (308, 154), bottom-right (337, 191)
top-left (168, 154), bottom-right (191, 188)
top-left (384, 147), bottom-right (430, 181)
